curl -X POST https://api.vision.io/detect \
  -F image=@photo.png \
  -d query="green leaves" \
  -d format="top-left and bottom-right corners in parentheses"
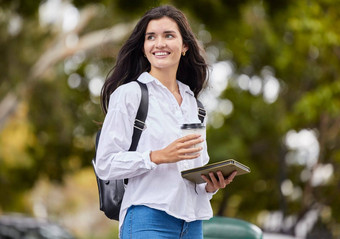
top-left (1, 0), bottom-right (340, 237)
top-left (293, 81), bottom-right (340, 123)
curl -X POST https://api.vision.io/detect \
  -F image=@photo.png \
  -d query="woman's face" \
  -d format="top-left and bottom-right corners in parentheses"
top-left (144, 17), bottom-right (188, 73)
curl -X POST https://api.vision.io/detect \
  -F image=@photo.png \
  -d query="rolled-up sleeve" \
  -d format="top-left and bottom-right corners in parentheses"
top-left (94, 83), bottom-right (157, 181)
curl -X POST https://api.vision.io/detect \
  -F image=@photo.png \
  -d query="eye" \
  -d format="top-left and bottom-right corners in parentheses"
top-left (165, 34), bottom-right (174, 39)
top-left (146, 35), bottom-right (155, 40)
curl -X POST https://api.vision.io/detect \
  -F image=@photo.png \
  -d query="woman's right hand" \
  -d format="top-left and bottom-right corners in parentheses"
top-left (150, 134), bottom-right (204, 164)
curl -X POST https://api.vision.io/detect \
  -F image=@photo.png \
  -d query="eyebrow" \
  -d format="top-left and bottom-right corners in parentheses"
top-left (145, 30), bottom-right (177, 35)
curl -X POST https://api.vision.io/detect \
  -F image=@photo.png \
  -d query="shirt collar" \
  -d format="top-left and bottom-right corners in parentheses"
top-left (137, 72), bottom-right (155, 84)
top-left (178, 80), bottom-right (194, 97)
top-left (137, 72), bottom-right (194, 96)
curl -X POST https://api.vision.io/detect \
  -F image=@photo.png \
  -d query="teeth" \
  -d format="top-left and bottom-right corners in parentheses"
top-left (154, 52), bottom-right (168, 56)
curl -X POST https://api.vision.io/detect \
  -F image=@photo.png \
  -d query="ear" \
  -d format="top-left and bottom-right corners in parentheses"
top-left (182, 43), bottom-right (189, 53)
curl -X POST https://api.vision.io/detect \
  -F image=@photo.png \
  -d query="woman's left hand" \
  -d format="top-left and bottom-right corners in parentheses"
top-left (202, 171), bottom-right (237, 193)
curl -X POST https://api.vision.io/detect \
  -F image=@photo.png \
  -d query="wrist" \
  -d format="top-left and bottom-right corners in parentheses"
top-left (205, 184), bottom-right (217, 193)
top-left (150, 150), bottom-right (162, 165)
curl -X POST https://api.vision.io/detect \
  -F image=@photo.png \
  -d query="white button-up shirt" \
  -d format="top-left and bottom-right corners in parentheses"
top-left (95, 72), bottom-right (213, 231)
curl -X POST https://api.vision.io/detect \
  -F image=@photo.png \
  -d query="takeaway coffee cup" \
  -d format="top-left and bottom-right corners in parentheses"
top-left (181, 123), bottom-right (205, 153)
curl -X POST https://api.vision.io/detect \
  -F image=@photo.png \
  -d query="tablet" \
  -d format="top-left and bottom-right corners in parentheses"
top-left (181, 159), bottom-right (251, 184)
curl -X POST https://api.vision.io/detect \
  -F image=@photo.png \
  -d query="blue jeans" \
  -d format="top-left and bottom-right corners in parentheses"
top-left (120, 205), bottom-right (203, 239)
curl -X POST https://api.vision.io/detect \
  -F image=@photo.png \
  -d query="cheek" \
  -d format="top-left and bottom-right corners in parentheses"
top-left (143, 45), bottom-right (150, 57)
top-left (143, 46), bottom-right (152, 62)
top-left (174, 41), bottom-right (184, 52)
top-left (144, 40), bottom-right (152, 52)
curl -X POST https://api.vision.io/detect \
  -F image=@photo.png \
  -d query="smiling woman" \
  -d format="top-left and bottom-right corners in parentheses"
top-left (94, 5), bottom-right (238, 239)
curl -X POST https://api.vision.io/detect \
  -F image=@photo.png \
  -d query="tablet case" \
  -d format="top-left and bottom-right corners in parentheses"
top-left (181, 159), bottom-right (251, 184)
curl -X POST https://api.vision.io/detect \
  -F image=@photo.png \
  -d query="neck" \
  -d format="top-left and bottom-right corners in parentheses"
top-left (149, 68), bottom-right (178, 91)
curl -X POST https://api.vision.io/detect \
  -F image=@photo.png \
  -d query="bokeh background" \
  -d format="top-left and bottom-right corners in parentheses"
top-left (1, 0), bottom-right (340, 238)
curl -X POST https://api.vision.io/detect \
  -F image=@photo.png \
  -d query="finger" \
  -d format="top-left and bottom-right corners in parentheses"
top-left (216, 171), bottom-right (226, 187)
top-left (180, 138), bottom-right (204, 149)
top-left (228, 171), bottom-right (237, 180)
top-left (180, 146), bottom-right (203, 155)
top-left (201, 174), bottom-right (212, 184)
top-left (209, 172), bottom-right (219, 186)
top-left (225, 171), bottom-right (237, 184)
top-left (179, 134), bottom-right (202, 143)
top-left (178, 152), bottom-right (201, 160)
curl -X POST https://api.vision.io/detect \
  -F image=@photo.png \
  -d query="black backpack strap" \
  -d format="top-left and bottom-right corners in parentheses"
top-left (196, 99), bottom-right (206, 123)
top-left (128, 81), bottom-right (149, 151)
top-left (94, 82), bottom-right (148, 157)
top-left (95, 129), bottom-right (101, 151)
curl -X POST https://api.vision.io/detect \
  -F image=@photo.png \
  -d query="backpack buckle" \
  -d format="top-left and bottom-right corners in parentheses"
top-left (134, 119), bottom-right (147, 131)
top-left (198, 107), bottom-right (206, 118)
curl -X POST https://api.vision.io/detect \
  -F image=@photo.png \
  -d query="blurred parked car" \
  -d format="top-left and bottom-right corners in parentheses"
top-left (0, 214), bottom-right (75, 239)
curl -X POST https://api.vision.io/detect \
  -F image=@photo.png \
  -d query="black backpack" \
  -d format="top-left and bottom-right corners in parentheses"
top-left (92, 81), bottom-right (206, 220)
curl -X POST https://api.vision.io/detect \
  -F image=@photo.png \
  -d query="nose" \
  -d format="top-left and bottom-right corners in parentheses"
top-left (155, 37), bottom-right (166, 48)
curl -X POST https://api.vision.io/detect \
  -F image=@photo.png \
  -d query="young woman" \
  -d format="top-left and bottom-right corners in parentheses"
top-left (95, 5), bottom-right (237, 238)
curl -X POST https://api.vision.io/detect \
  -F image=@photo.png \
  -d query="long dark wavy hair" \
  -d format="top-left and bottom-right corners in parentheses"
top-left (101, 5), bottom-right (208, 114)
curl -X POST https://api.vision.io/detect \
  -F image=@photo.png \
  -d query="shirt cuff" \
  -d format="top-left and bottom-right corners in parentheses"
top-left (196, 183), bottom-right (219, 200)
top-left (142, 150), bottom-right (157, 169)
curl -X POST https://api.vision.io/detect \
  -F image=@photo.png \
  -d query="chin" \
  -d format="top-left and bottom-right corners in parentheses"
top-left (151, 61), bottom-right (180, 70)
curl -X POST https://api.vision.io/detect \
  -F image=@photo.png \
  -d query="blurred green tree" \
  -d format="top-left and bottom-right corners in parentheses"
top-left (0, 0), bottom-right (339, 238)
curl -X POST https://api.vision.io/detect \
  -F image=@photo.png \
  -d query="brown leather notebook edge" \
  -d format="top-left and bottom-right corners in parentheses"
top-left (181, 159), bottom-right (251, 184)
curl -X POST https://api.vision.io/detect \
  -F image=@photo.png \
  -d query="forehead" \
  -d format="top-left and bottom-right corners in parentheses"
top-left (146, 17), bottom-right (180, 33)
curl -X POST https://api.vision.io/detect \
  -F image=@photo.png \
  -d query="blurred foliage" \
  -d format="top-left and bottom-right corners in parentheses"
top-left (1, 0), bottom-right (340, 238)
